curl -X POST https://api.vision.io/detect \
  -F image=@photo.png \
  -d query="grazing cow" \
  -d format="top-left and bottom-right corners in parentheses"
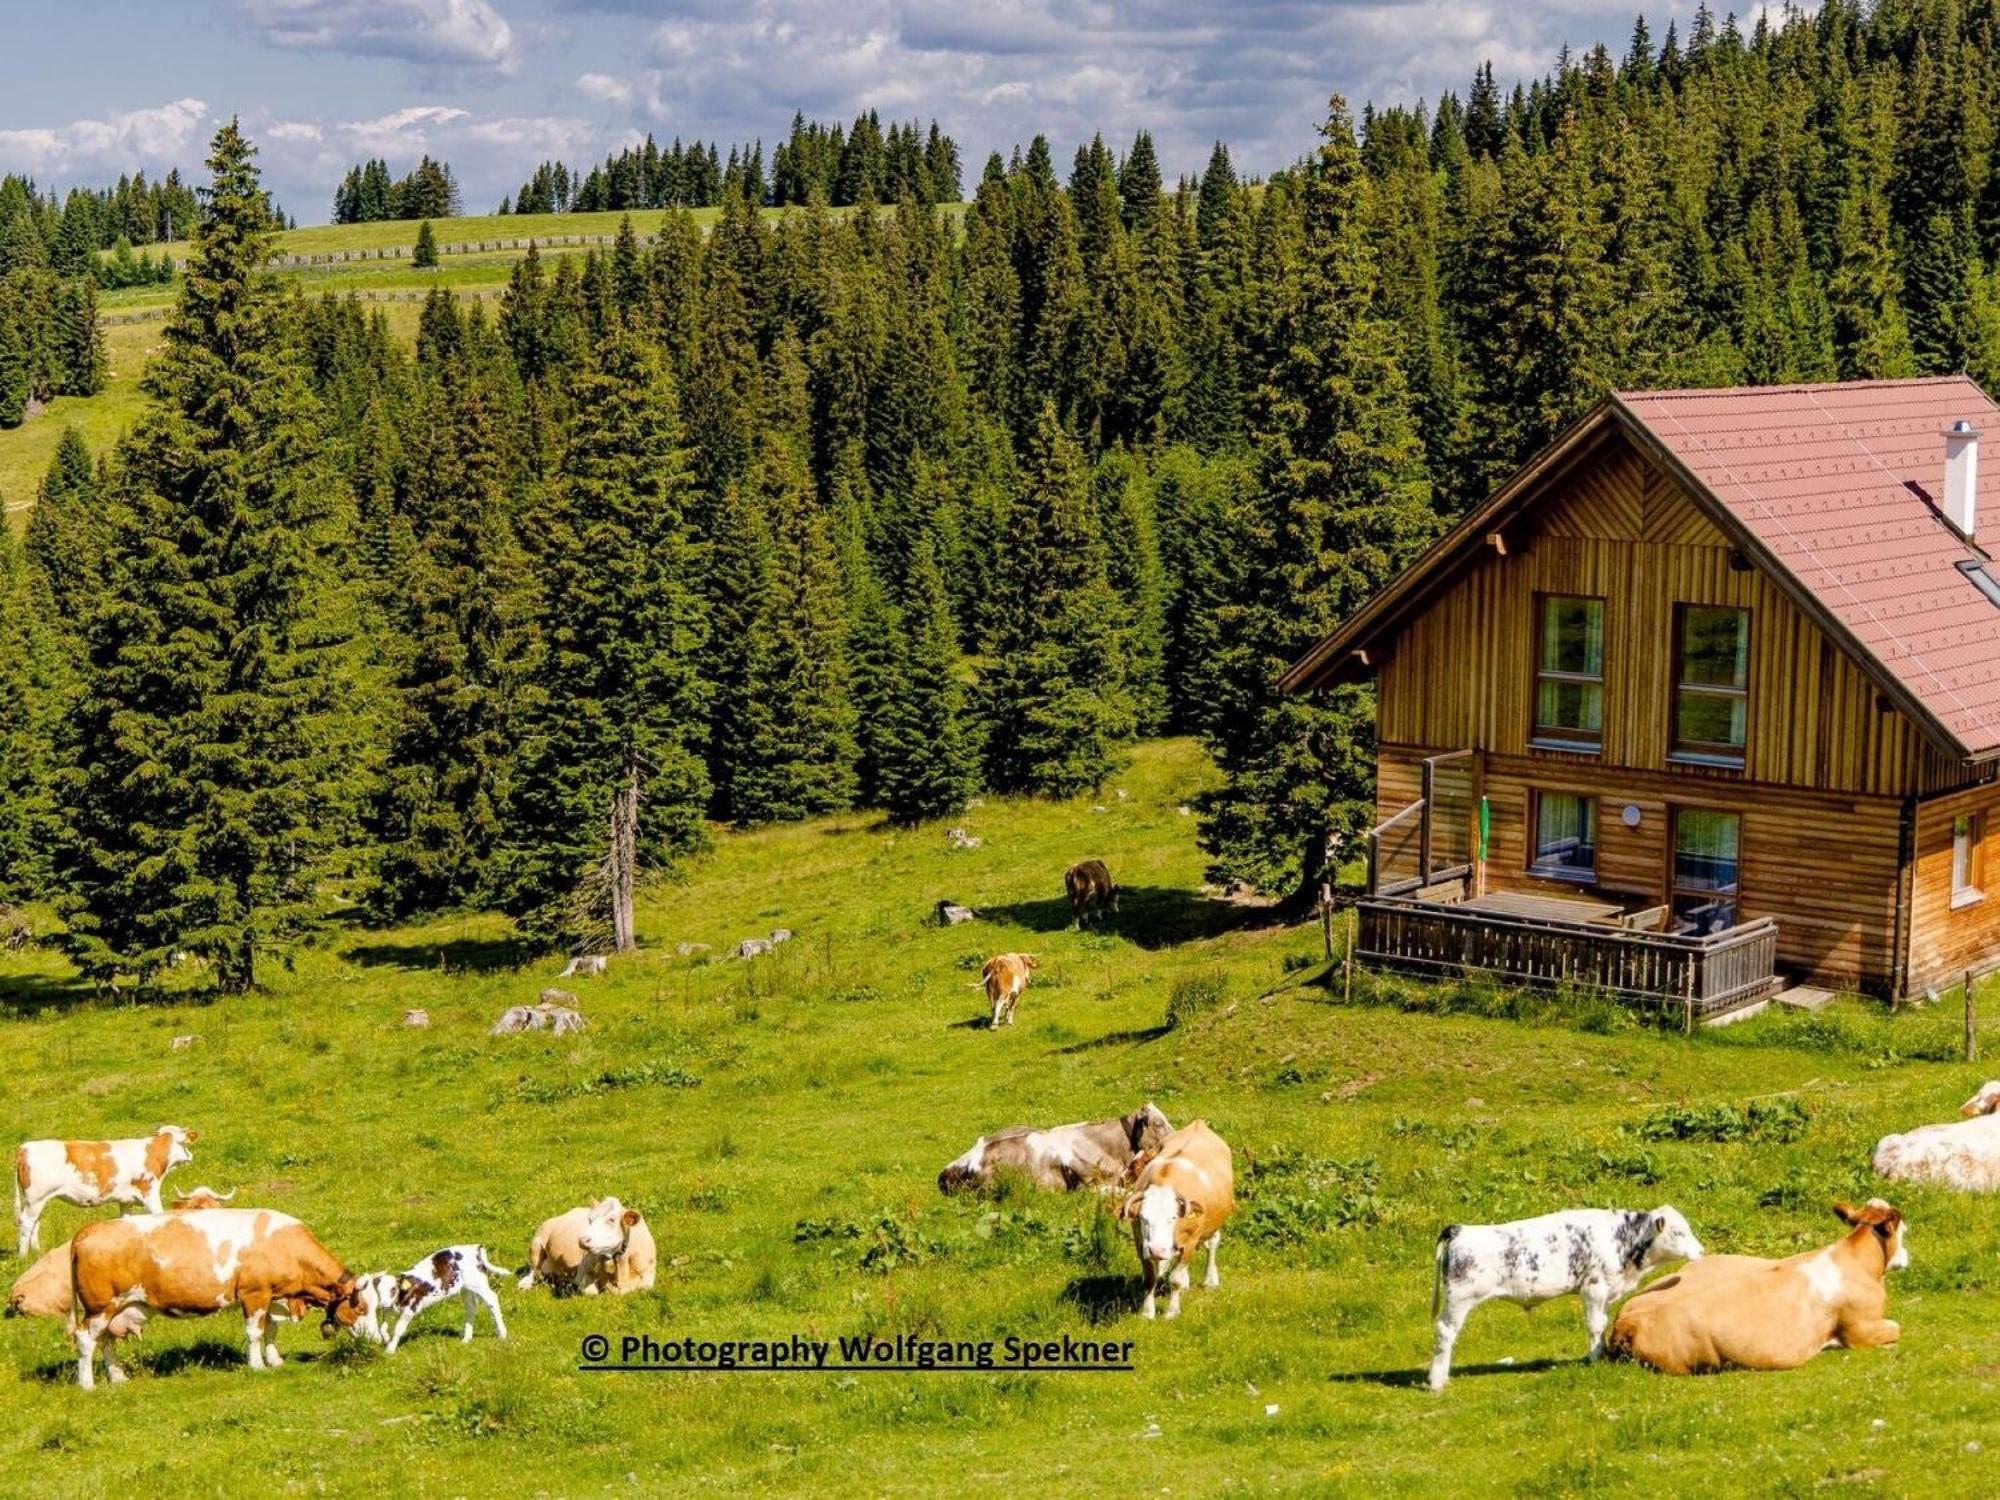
top-left (7, 1187), bottom-right (236, 1319)
top-left (1429, 1206), bottom-right (1703, 1390)
top-left (355, 1245), bottom-right (511, 1352)
top-left (558, 954), bottom-right (608, 979)
top-left (939, 1104), bottom-right (1172, 1194)
top-left (1609, 1200), bottom-right (1909, 1374)
top-left (1871, 1081), bottom-right (2000, 1191)
top-left (67, 1208), bottom-right (366, 1389)
top-left (14, 1125), bottom-right (198, 1253)
top-left (1064, 860), bottom-right (1117, 928)
top-left (518, 1198), bottom-right (655, 1295)
top-left (980, 953), bottom-right (1038, 1029)
top-left (1118, 1121), bottom-right (1235, 1320)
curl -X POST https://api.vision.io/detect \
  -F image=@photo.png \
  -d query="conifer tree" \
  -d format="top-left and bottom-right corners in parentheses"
top-left (55, 120), bottom-right (349, 991)
top-left (412, 218), bottom-right (438, 268)
top-left (22, 427), bottom-right (103, 638)
top-left (877, 531), bottom-right (978, 823)
top-left (0, 521), bottom-right (56, 898)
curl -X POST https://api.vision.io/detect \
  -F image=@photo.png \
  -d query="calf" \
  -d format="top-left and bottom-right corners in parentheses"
top-left (1609, 1200), bottom-right (1909, 1375)
top-left (1064, 859), bottom-right (1117, 928)
top-left (939, 1104), bottom-right (1171, 1194)
top-left (1118, 1121), bottom-right (1234, 1320)
top-left (980, 953), bottom-right (1038, 1028)
top-left (67, 1208), bottom-right (366, 1389)
top-left (356, 1245), bottom-right (511, 1352)
top-left (14, 1125), bottom-right (197, 1253)
top-left (518, 1198), bottom-right (655, 1295)
top-left (1871, 1081), bottom-right (2000, 1191)
top-left (1429, 1206), bottom-right (1703, 1390)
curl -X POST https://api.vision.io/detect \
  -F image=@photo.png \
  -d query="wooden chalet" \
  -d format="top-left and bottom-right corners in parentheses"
top-left (1285, 377), bottom-right (2000, 1017)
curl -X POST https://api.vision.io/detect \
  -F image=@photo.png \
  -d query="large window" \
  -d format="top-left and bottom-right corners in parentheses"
top-left (1530, 792), bottom-right (1597, 881)
top-left (1534, 595), bottom-right (1605, 750)
top-left (1671, 808), bottom-right (1741, 935)
top-left (1953, 814), bottom-right (1984, 908)
top-left (1674, 605), bottom-right (1749, 765)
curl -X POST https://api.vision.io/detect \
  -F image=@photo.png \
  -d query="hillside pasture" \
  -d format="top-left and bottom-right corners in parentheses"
top-left (2, 738), bottom-right (1997, 1496)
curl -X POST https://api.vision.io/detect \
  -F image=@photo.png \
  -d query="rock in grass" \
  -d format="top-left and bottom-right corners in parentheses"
top-left (169, 1034), bottom-right (200, 1051)
top-left (935, 900), bottom-right (976, 927)
top-left (769, 928), bottom-right (794, 945)
top-left (734, 938), bottom-right (773, 960)
top-left (540, 986), bottom-right (579, 1005)
top-left (402, 1009), bottom-right (430, 1028)
top-left (676, 942), bottom-right (712, 958)
top-left (491, 1003), bottom-right (586, 1037)
top-left (945, 827), bottom-right (982, 850)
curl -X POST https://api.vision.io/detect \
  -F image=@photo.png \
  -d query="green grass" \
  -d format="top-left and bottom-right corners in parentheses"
top-left (3, 737), bottom-right (1997, 1496)
top-left (0, 322), bottom-right (158, 528)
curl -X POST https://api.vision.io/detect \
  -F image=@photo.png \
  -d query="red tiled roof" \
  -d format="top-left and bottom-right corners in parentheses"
top-left (1616, 376), bottom-right (2000, 757)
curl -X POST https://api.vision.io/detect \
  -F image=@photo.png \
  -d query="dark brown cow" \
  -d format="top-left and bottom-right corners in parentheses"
top-left (1064, 859), bottom-right (1117, 928)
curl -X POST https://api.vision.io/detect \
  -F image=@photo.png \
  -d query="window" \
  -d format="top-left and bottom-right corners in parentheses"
top-left (1953, 814), bottom-right (1984, 908)
top-left (1959, 560), bottom-right (2000, 609)
top-left (1530, 792), bottom-right (1597, 881)
top-left (1533, 595), bottom-right (1605, 750)
top-left (1673, 604), bottom-right (1749, 765)
top-left (1671, 808), bottom-right (1740, 935)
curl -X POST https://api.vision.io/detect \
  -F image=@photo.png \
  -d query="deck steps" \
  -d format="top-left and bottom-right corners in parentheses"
top-left (1773, 985), bottom-right (1839, 1012)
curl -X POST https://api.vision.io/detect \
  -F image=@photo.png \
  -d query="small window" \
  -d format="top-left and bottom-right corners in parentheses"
top-left (1958, 561), bottom-right (2000, 608)
top-left (1673, 604), bottom-right (1749, 766)
top-left (1953, 814), bottom-right (1984, 908)
top-left (1671, 807), bottom-right (1740, 935)
top-left (1530, 792), bottom-right (1597, 881)
top-left (1533, 595), bottom-right (1605, 751)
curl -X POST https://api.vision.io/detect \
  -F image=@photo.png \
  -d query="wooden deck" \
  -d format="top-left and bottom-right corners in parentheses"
top-left (1355, 892), bottom-right (1780, 1018)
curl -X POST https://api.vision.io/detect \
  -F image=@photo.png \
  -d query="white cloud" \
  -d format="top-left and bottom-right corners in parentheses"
top-left (0, 99), bottom-right (212, 184)
top-left (238, 0), bottom-right (520, 75)
top-left (575, 71), bottom-right (634, 106)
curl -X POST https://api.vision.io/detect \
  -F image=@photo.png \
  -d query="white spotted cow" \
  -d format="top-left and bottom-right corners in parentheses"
top-left (14, 1126), bottom-right (197, 1254)
top-left (355, 1245), bottom-right (511, 1352)
top-left (1428, 1206), bottom-right (1703, 1390)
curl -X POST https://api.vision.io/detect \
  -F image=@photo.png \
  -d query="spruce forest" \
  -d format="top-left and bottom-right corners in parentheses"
top-left (7, 0), bottom-right (2000, 991)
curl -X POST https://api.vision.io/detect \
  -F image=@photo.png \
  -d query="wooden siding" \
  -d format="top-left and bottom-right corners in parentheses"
top-left (1375, 437), bottom-right (1968, 799)
top-left (1378, 744), bottom-right (1905, 990)
top-left (1907, 783), bottom-right (2000, 990)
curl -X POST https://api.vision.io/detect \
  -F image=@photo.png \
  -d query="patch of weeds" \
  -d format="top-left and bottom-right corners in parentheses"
top-left (685, 1182), bottom-right (736, 1214)
top-left (1636, 1096), bottom-right (1809, 1144)
top-left (793, 1210), bottom-right (943, 1274)
top-left (970, 1207), bottom-right (1050, 1249)
top-left (1059, 1200), bottom-right (1122, 1270)
top-left (825, 984), bottom-right (882, 1004)
top-left (1163, 971), bottom-right (1225, 1030)
top-left (1593, 1147), bottom-right (1663, 1185)
top-left (506, 1058), bottom-right (700, 1105)
top-left (1280, 951), bottom-right (1320, 974)
top-left (1237, 1152), bottom-right (1382, 1244)
top-left (1387, 1116), bottom-right (1486, 1150)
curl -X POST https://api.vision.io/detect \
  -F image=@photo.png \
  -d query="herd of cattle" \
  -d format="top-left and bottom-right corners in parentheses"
top-left (7, 849), bottom-right (2000, 1391)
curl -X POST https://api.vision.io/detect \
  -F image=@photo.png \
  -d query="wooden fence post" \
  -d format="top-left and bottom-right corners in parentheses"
top-left (1344, 908), bottom-right (1355, 1005)
top-left (1320, 882), bottom-right (1333, 963)
top-left (1967, 968), bottom-right (1978, 1063)
top-left (1682, 959), bottom-right (1695, 1036)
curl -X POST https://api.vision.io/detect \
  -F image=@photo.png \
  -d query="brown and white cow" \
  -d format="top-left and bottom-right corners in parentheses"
top-left (67, 1207), bottom-right (365, 1389)
top-left (517, 1198), bottom-right (655, 1296)
top-left (979, 953), bottom-right (1038, 1029)
top-left (1871, 1081), bottom-right (2000, 1191)
top-left (1064, 859), bottom-right (1117, 928)
top-left (939, 1104), bottom-right (1172, 1194)
top-left (1118, 1120), bottom-right (1235, 1320)
top-left (1608, 1200), bottom-right (1910, 1375)
top-left (14, 1125), bottom-right (197, 1254)
top-left (7, 1187), bottom-right (235, 1320)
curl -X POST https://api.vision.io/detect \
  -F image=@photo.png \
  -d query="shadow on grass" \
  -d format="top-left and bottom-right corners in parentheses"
top-left (0, 971), bottom-right (101, 1018)
top-left (1059, 1274), bottom-right (1135, 1325)
top-left (1326, 1357), bottom-right (1568, 1389)
top-left (977, 886), bottom-right (1270, 951)
top-left (946, 1014), bottom-right (995, 1031)
top-left (343, 935), bottom-right (526, 973)
top-left (1057, 1024), bottom-right (1171, 1053)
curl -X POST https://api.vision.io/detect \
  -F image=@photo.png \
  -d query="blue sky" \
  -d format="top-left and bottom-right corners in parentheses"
top-left (0, 0), bottom-right (1706, 222)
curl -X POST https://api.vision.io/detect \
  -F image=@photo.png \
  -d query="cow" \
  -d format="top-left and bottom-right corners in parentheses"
top-left (1608, 1200), bottom-right (1909, 1375)
top-left (354, 1245), bottom-right (511, 1352)
top-left (67, 1207), bottom-right (366, 1389)
top-left (6, 1187), bottom-right (236, 1320)
top-left (1117, 1120), bottom-right (1234, 1320)
top-left (558, 954), bottom-right (608, 979)
top-left (14, 1125), bottom-right (198, 1254)
top-left (1871, 1080), bottom-right (2000, 1191)
top-left (1428, 1205), bottom-right (1703, 1391)
top-left (1064, 859), bottom-right (1117, 928)
top-left (517, 1198), bottom-right (655, 1296)
top-left (979, 953), bottom-right (1038, 1028)
top-left (938, 1104), bottom-right (1172, 1194)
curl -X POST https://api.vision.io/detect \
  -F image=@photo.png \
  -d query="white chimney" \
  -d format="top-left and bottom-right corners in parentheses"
top-left (1944, 418), bottom-right (1980, 539)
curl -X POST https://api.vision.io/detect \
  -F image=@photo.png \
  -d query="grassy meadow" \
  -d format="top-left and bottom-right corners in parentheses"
top-left (3, 737), bottom-right (1998, 1497)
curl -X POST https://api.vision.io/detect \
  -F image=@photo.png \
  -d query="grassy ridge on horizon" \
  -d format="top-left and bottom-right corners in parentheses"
top-left (3, 737), bottom-right (1998, 1497)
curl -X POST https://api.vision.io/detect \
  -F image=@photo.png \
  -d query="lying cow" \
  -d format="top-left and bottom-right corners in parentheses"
top-left (356, 1245), bottom-right (511, 1352)
top-left (518, 1198), bottom-right (655, 1296)
top-left (1429, 1205), bottom-right (1703, 1390)
top-left (1609, 1200), bottom-right (1909, 1374)
top-left (68, 1207), bottom-right (366, 1389)
top-left (7, 1187), bottom-right (235, 1320)
top-left (1871, 1080), bottom-right (2000, 1191)
top-left (979, 953), bottom-right (1038, 1029)
top-left (14, 1124), bottom-right (197, 1254)
top-left (1064, 859), bottom-right (1117, 928)
top-left (1119, 1120), bottom-right (1234, 1320)
top-left (939, 1104), bottom-right (1172, 1194)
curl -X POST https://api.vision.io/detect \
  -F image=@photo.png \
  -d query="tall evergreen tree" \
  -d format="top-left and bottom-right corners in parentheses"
top-left (877, 531), bottom-right (979, 824)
